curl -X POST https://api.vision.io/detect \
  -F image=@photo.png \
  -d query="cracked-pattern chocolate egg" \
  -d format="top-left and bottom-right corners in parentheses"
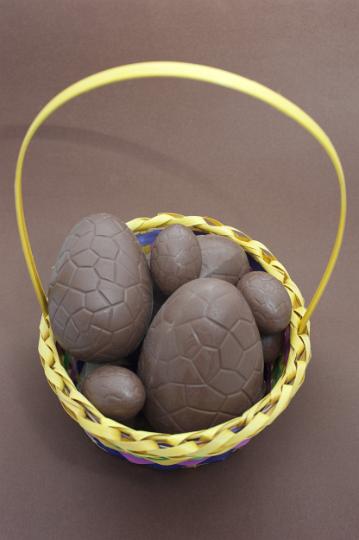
top-left (82, 365), bottom-right (146, 421)
top-left (261, 333), bottom-right (284, 364)
top-left (48, 214), bottom-right (153, 363)
top-left (198, 234), bottom-right (250, 284)
top-left (150, 224), bottom-right (202, 295)
top-left (238, 271), bottom-right (291, 334)
top-left (138, 278), bottom-right (263, 434)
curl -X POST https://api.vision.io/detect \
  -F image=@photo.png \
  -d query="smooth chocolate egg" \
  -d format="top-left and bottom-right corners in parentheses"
top-left (48, 213), bottom-right (153, 363)
top-left (150, 224), bottom-right (201, 295)
top-left (138, 278), bottom-right (263, 434)
top-left (79, 358), bottom-right (134, 387)
top-left (238, 271), bottom-right (291, 334)
top-left (82, 365), bottom-right (146, 421)
top-left (198, 234), bottom-right (250, 284)
top-left (261, 333), bottom-right (283, 364)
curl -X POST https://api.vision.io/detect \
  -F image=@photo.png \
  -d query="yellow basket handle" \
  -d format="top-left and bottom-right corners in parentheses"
top-left (14, 61), bottom-right (346, 333)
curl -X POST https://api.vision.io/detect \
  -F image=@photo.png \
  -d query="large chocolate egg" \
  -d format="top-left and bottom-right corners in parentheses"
top-left (82, 365), bottom-right (146, 421)
top-left (198, 234), bottom-right (250, 284)
top-left (238, 271), bottom-right (291, 334)
top-left (138, 278), bottom-right (263, 433)
top-left (150, 224), bottom-right (202, 295)
top-left (48, 214), bottom-right (153, 362)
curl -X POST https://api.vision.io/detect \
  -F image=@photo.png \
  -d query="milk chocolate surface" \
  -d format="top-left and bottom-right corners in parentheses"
top-left (198, 234), bottom-right (250, 284)
top-left (150, 224), bottom-right (201, 295)
top-left (238, 271), bottom-right (291, 334)
top-left (82, 365), bottom-right (146, 421)
top-left (48, 214), bottom-right (153, 362)
top-left (138, 278), bottom-right (263, 433)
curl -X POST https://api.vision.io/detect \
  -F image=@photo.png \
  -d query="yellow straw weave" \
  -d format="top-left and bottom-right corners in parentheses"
top-left (14, 62), bottom-right (346, 466)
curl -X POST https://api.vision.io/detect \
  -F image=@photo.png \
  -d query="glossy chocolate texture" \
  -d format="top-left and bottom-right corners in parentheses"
top-left (150, 225), bottom-right (202, 295)
top-left (238, 271), bottom-right (292, 334)
top-left (48, 214), bottom-right (153, 362)
top-left (138, 278), bottom-right (263, 433)
top-left (261, 333), bottom-right (284, 364)
top-left (198, 234), bottom-right (250, 284)
top-left (82, 365), bottom-right (146, 421)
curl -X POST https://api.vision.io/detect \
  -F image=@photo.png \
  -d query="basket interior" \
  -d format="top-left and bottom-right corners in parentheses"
top-left (39, 215), bottom-right (310, 468)
top-left (61, 229), bottom-right (290, 429)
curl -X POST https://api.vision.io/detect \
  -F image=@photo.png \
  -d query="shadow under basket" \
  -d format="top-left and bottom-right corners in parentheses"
top-left (40, 214), bottom-right (310, 469)
top-left (15, 62), bottom-right (346, 469)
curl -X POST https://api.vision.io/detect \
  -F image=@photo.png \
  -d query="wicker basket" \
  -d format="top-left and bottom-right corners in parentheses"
top-left (15, 62), bottom-right (346, 469)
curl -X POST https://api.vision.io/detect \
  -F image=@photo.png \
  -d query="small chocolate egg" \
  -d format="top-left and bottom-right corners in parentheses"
top-left (238, 271), bottom-right (291, 334)
top-left (138, 278), bottom-right (263, 434)
top-left (82, 365), bottom-right (146, 421)
top-left (261, 333), bottom-right (283, 364)
top-left (79, 357), bottom-right (134, 387)
top-left (48, 214), bottom-right (153, 363)
top-left (198, 234), bottom-right (250, 284)
top-left (150, 224), bottom-right (202, 295)
top-left (79, 362), bottom-right (100, 385)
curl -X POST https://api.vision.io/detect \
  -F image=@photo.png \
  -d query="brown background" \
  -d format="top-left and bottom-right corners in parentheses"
top-left (1, 1), bottom-right (358, 539)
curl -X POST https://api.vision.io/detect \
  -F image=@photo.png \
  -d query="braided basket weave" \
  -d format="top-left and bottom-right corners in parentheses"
top-left (15, 62), bottom-right (346, 468)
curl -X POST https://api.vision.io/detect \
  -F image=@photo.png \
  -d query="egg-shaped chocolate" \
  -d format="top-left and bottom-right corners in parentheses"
top-left (198, 234), bottom-right (250, 284)
top-left (238, 271), bottom-right (291, 334)
top-left (150, 224), bottom-right (201, 295)
top-left (82, 365), bottom-right (146, 421)
top-left (138, 278), bottom-right (263, 433)
top-left (48, 214), bottom-right (153, 362)
top-left (79, 357), bottom-right (134, 388)
top-left (261, 333), bottom-right (283, 364)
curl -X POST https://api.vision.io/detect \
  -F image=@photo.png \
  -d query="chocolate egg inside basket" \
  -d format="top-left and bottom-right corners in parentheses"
top-left (14, 62), bottom-right (346, 469)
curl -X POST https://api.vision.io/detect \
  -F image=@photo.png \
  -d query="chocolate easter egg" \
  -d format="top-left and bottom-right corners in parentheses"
top-left (261, 333), bottom-right (283, 364)
top-left (238, 271), bottom-right (291, 334)
top-left (198, 234), bottom-right (250, 284)
top-left (150, 224), bottom-right (201, 295)
top-left (79, 357), bottom-right (134, 388)
top-left (48, 214), bottom-right (153, 362)
top-left (138, 278), bottom-right (263, 434)
top-left (82, 365), bottom-right (146, 421)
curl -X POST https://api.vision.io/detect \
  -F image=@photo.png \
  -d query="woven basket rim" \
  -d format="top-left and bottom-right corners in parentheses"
top-left (38, 213), bottom-right (311, 466)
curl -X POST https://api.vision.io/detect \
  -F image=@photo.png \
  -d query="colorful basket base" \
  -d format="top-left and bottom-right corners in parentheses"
top-left (87, 432), bottom-right (252, 469)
